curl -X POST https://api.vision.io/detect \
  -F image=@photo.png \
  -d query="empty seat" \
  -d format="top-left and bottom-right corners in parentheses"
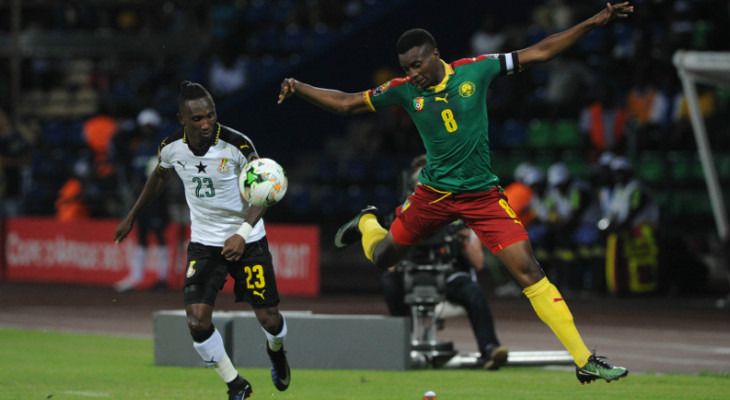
top-left (526, 119), bottom-right (553, 149)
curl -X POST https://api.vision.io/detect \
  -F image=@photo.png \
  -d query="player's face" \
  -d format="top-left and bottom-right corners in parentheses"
top-left (178, 96), bottom-right (217, 144)
top-left (399, 44), bottom-right (442, 89)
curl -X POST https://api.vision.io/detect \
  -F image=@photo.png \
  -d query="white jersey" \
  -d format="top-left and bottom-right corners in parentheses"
top-left (158, 123), bottom-right (265, 246)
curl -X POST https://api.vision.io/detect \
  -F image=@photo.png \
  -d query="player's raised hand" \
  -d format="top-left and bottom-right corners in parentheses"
top-left (114, 218), bottom-right (134, 244)
top-left (278, 78), bottom-right (297, 104)
top-left (595, 2), bottom-right (634, 25)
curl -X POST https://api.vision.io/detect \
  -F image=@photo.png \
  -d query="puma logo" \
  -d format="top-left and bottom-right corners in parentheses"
top-left (435, 93), bottom-right (448, 103)
top-left (253, 289), bottom-right (266, 299)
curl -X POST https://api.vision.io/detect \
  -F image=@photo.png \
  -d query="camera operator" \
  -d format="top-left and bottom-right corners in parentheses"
top-left (380, 155), bottom-right (508, 370)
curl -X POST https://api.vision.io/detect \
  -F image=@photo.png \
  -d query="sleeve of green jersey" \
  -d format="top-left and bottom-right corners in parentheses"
top-left (363, 77), bottom-right (409, 112)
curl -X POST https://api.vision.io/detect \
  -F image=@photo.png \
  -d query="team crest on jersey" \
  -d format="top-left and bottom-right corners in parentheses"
top-left (413, 97), bottom-right (424, 112)
top-left (218, 158), bottom-right (230, 173)
top-left (459, 81), bottom-right (476, 97)
top-left (372, 81), bottom-right (391, 96)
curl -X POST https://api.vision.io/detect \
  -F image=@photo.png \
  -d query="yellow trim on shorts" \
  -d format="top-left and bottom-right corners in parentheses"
top-left (423, 184), bottom-right (453, 204)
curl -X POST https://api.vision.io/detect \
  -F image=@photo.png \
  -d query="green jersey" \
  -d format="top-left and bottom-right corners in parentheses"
top-left (364, 52), bottom-right (519, 193)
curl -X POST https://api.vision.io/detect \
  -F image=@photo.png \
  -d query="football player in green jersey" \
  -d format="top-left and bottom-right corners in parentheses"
top-left (278, 2), bottom-right (633, 384)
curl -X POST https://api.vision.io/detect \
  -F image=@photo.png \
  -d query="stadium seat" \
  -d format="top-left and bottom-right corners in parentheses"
top-left (343, 184), bottom-right (371, 215)
top-left (42, 120), bottom-right (69, 147)
top-left (372, 156), bottom-right (397, 183)
top-left (317, 185), bottom-right (342, 216)
top-left (553, 119), bottom-right (582, 149)
top-left (499, 119), bottom-right (527, 148)
top-left (563, 156), bottom-right (592, 180)
top-left (526, 119), bottom-right (553, 149)
top-left (669, 151), bottom-right (703, 183)
top-left (491, 152), bottom-right (523, 184)
top-left (343, 158), bottom-right (370, 183)
top-left (716, 153), bottom-right (730, 181)
top-left (286, 185), bottom-right (313, 216)
top-left (317, 158), bottom-right (339, 183)
top-left (636, 152), bottom-right (666, 184)
top-left (373, 184), bottom-right (399, 210)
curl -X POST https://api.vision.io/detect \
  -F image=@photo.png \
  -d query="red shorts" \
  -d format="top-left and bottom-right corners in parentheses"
top-left (391, 185), bottom-right (529, 255)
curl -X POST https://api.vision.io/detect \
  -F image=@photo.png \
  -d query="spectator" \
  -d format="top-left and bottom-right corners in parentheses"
top-left (113, 108), bottom-right (171, 292)
top-left (0, 108), bottom-right (31, 216)
top-left (470, 13), bottom-right (507, 54)
top-left (544, 162), bottom-right (596, 292)
top-left (579, 84), bottom-right (627, 157)
top-left (55, 159), bottom-right (92, 222)
top-left (599, 156), bottom-right (660, 294)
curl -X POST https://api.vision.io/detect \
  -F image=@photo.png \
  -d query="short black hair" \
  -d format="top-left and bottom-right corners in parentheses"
top-left (177, 80), bottom-right (212, 111)
top-left (396, 28), bottom-right (437, 55)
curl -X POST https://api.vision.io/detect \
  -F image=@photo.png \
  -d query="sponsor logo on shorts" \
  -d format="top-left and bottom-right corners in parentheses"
top-left (253, 289), bottom-right (266, 300)
top-left (186, 261), bottom-right (197, 278)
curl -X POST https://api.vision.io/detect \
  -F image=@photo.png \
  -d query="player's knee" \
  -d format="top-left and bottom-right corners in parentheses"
top-left (186, 315), bottom-right (211, 333)
top-left (511, 258), bottom-right (545, 287)
top-left (372, 240), bottom-right (406, 270)
top-left (255, 308), bottom-right (282, 334)
top-left (188, 319), bottom-right (214, 342)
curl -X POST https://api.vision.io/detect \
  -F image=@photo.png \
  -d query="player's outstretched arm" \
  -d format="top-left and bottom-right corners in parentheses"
top-left (114, 165), bottom-right (171, 244)
top-left (278, 78), bottom-right (371, 115)
top-left (517, 2), bottom-right (633, 68)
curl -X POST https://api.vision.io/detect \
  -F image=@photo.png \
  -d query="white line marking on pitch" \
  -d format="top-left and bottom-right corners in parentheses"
top-left (61, 391), bottom-right (111, 397)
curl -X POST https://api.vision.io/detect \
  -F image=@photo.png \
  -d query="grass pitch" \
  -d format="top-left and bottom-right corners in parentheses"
top-left (0, 328), bottom-right (727, 400)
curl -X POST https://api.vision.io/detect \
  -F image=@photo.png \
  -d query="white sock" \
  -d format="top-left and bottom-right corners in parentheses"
top-left (193, 329), bottom-right (238, 383)
top-left (130, 246), bottom-right (146, 281)
top-left (262, 315), bottom-right (287, 352)
top-left (156, 245), bottom-right (169, 281)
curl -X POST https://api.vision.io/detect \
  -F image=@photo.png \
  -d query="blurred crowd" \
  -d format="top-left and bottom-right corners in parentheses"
top-left (502, 153), bottom-right (662, 296)
top-left (0, 1), bottom-right (728, 294)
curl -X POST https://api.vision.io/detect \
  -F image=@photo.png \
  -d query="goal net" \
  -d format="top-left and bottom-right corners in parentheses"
top-left (672, 50), bottom-right (730, 243)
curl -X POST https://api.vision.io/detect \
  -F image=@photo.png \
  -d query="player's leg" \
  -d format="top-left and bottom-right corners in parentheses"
top-left (114, 224), bottom-right (149, 292)
top-left (497, 240), bottom-right (628, 383)
top-left (231, 237), bottom-right (290, 392)
top-left (333, 205), bottom-right (411, 268)
top-left (464, 189), bottom-right (626, 383)
top-left (185, 243), bottom-right (252, 399)
top-left (335, 186), bottom-right (450, 269)
top-left (152, 223), bottom-right (169, 287)
top-left (496, 240), bottom-right (591, 361)
top-left (254, 306), bottom-right (290, 391)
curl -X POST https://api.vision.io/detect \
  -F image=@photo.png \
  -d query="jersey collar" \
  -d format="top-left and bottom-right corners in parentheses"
top-left (426, 59), bottom-right (453, 93)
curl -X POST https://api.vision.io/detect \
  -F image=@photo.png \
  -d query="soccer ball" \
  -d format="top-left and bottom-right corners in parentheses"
top-left (238, 158), bottom-right (288, 207)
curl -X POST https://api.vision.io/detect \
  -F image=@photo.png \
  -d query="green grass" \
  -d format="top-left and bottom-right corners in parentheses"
top-left (1, 328), bottom-right (728, 400)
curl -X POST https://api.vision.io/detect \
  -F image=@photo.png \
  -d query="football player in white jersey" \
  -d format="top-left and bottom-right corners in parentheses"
top-left (114, 81), bottom-right (289, 400)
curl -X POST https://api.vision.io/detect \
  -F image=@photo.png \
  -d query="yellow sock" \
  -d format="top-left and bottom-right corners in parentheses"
top-left (523, 277), bottom-right (591, 366)
top-left (358, 214), bottom-right (387, 262)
